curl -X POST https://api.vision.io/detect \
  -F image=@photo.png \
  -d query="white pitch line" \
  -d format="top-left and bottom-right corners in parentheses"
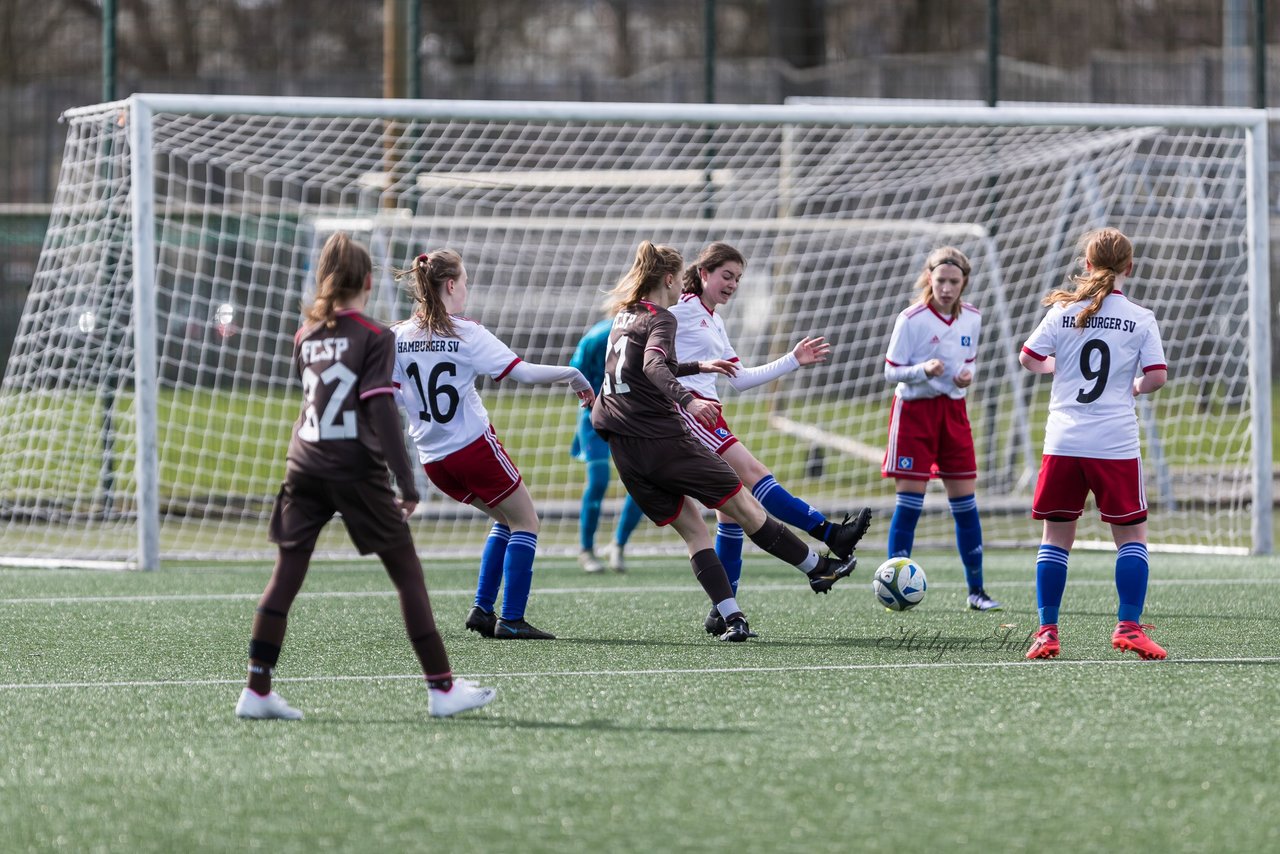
top-left (4, 575), bottom-right (1280, 606)
top-left (1, 657), bottom-right (1277, 692)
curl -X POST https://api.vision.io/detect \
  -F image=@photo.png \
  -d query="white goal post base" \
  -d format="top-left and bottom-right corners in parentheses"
top-left (0, 95), bottom-right (1269, 568)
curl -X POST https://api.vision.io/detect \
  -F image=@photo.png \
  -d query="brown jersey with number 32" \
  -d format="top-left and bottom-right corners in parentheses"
top-left (285, 309), bottom-right (400, 479)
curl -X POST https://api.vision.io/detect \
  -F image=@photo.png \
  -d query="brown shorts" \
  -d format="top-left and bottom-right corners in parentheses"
top-left (606, 432), bottom-right (743, 525)
top-left (268, 471), bottom-right (413, 555)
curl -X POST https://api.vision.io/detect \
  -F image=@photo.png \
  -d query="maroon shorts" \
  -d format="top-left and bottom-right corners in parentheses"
top-left (606, 432), bottom-right (743, 525)
top-left (677, 391), bottom-right (739, 455)
top-left (268, 471), bottom-right (412, 555)
top-left (882, 395), bottom-right (977, 481)
top-left (1032, 455), bottom-right (1147, 524)
top-left (424, 426), bottom-right (522, 507)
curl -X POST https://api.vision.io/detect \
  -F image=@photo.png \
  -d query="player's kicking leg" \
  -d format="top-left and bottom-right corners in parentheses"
top-left (722, 443), bottom-right (873, 560)
top-left (720, 490), bottom-right (860, 594)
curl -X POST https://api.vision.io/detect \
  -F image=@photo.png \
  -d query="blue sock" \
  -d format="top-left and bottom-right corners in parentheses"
top-left (615, 494), bottom-right (644, 546)
top-left (716, 522), bottom-right (745, 595)
top-left (1115, 542), bottom-right (1149, 624)
top-left (1036, 544), bottom-right (1070, 626)
top-left (475, 523), bottom-right (510, 612)
top-left (579, 459), bottom-right (610, 552)
top-left (887, 492), bottom-right (925, 557)
top-left (498, 531), bottom-right (538, 621)
top-left (752, 475), bottom-right (824, 531)
top-left (949, 494), bottom-right (985, 594)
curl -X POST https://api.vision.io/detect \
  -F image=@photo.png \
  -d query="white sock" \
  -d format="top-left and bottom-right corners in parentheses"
top-left (715, 597), bottom-right (741, 619)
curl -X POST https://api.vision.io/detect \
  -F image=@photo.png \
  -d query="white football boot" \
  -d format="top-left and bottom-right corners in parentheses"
top-left (235, 688), bottom-right (304, 720)
top-left (967, 589), bottom-right (1003, 612)
top-left (428, 678), bottom-right (497, 718)
top-left (604, 542), bottom-right (627, 573)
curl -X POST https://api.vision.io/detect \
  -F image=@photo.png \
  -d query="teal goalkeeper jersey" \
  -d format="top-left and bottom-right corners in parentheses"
top-left (570, 318), bottom-right (613, 395)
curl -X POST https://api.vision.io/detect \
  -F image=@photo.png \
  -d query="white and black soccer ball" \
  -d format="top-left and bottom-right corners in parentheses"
top-left (872, 557), bottom-right (927, 611)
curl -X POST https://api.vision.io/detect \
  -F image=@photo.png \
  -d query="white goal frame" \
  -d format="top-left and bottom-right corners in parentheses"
top-left (14, 95), bottom-right (1276, 567)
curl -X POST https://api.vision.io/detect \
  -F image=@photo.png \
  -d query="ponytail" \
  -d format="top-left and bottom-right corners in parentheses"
top-left (306, 232), bottom-right (372, 329)
top-left (1043, 228), bottom-right (1132, 328)
top-left (396, 249), bottom-right (462, 338)
top-left (604, 240), bottom-right (683, 315)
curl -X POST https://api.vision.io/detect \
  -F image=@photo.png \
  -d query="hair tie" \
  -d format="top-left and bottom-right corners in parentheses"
top-left (417, 253), bottom-right (429, 264)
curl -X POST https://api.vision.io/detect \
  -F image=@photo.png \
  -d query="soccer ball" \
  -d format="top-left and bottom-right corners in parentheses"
top-left (872, 557), bottom-right (927, 611)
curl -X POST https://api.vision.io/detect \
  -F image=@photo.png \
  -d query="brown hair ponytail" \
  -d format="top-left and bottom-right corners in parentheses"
top-left (306, 232), bottom-right (372, 329)
top-left (396, 249), bottom-right (463, 338)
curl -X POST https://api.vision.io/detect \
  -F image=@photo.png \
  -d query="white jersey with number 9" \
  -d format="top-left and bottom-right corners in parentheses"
top-left (1021, 291), bottom-right (1166, 460)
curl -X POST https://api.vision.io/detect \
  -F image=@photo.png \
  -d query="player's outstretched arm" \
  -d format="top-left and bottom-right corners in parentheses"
top-left (506, 361), bottom-right (595, 407)
top-left (699, 358), bottom-right (737, 376)
top-left (791, 336), bottom-right (829, 366)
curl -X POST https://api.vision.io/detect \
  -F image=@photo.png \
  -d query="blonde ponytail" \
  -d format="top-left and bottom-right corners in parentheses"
top-left (604, 240), bottom-right (683, 315)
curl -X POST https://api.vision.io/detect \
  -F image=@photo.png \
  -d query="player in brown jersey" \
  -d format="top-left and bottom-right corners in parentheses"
top-left (235, 233), bottom-right (495, 720)
top-left (591, 241), bottom-right (860, 641)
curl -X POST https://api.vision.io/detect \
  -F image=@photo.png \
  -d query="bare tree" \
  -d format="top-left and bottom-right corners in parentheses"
top-left (0, 0), bottom-right (98, 82)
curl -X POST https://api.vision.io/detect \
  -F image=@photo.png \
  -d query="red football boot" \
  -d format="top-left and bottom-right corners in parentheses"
top-left (1026, 624), bottom-right (1060, 660)
top-left (1112, 621), bottom-right (1167, 660)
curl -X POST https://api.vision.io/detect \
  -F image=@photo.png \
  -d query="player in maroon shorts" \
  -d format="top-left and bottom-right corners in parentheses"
top-left (591, 241), bottom-right (859, 641)
top-left (391, 250), bottom-right (595, 641)
top-left (1019, 228), bottom-right (1168, 661)
top-left (671, 241), bottom-right (873, 632)
top-left (235, 233), bottom-right (495, 721)
top-left (882, 247), bottom-right (999, 612)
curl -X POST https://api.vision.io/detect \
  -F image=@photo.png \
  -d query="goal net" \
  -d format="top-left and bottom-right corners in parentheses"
top-left (0, 96), bottom-right (1270, 568)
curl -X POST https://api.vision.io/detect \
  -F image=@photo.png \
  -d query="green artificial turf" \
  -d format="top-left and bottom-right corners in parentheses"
top-left (2, 550), bottom-right (1278, 853)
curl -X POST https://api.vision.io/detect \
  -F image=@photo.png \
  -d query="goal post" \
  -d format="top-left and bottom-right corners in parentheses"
top-left (0, 94), bottom-right (1270, 568)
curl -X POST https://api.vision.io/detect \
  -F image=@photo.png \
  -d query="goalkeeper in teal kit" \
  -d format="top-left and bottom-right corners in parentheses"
top-left (570, 316), bottom-right (644, 573)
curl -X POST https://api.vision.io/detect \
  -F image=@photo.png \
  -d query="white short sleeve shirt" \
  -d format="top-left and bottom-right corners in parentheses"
top-left (1021, 291), bottom-right (1167, 459)
top-left (391, 316), bottom-right (521, 462)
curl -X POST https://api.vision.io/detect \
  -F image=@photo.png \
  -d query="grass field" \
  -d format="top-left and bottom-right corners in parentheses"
top-left (3, 549), bottom-right (1278, 853)
top-left (3, 382), bottom-right (1275, 560)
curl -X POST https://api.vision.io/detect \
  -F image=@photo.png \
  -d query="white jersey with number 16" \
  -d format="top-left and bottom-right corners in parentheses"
top-left (391, 317), bottom-right (521, 463)
top-left (1021, 291), bottom-right (1166, 460)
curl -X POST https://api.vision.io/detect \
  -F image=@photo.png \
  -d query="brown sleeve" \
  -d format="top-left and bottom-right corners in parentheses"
top-left (364, 393), bottom-right (420, 503)
top-left (674, 361), bottom-right (702, 377)
top-left (641, 312), bottom-right (695, 409)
